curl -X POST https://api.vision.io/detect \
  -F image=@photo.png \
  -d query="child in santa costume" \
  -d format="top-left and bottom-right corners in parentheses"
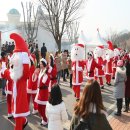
top-left (85, 51), bottom-right (102, 80)
top-left (48, 54), bottom-right (57, 92)
top-left (94, 46), bottom-right (105, 89)
top-left (0, 33), bottom-right (30, 130)
top-left (112, 48), bottom-right (121, 79)
top-left (71, 43), bottom-right (85, 100)
top-left (0, 60), bottom-right (13, 119)
top-left (27, 54), bottom-right (38, 114)
top-left (34, 58), bottom-right (50, 125)
top-left (104, 41), bottom-right (114, 86)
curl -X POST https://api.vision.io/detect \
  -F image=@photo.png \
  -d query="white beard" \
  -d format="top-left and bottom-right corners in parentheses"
top-left (10, 53), bottom-right (23, 81)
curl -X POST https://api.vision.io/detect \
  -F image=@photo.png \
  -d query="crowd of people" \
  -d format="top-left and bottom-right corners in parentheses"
top-left (0, 33), bottom-right (130, 130)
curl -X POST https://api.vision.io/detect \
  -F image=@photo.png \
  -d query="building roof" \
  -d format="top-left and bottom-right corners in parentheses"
top-left (8, 8), bottom-right (20, 15)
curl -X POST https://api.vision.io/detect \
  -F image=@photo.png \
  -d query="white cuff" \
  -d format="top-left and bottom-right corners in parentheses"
top-left (42, 74), bottom-right (48, 83)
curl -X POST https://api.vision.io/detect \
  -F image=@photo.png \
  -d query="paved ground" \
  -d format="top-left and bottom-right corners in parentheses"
top-left (0, 77), bottom-right (116, 130)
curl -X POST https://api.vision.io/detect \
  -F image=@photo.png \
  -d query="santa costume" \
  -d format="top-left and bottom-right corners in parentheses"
top-left (104, 41), bottom-right (114, 86)
top-left (112, 48), bottom-right (121, 79)
top-left (71, 43), bottom-right (85, 100)
top-left (85, 51), bottom-right (102, 80)
top-left (48, 54), bottom-right (57, 92)
top-left (0, 60), bottom-right (13, 119)
top-left (10, 33), bottom-right (30, 130)
top-left (35, 58), bottom-right (50, 125)
top-left (94, 46), bottom-right (105, 89)
top-left (27, 54), bottom-right (38, 114)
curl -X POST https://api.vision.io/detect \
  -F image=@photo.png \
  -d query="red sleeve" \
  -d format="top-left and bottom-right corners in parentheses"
top-left (1, 69), bottom-right (12, 81)
top-left (22, 64), bottom-right (30, 79)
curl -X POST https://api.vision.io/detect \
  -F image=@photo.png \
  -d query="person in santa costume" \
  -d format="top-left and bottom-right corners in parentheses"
top-left (0, 59), bottom-right (13, 119)
top-left (71, 43), bottom-right (85, 100)
top-left (94, 46), bottom-right (105, 89)
top-left (112, 48), bottom-right (121, 79)
top-left (34, 58), bottom-right (50, 125)
top-left (85, 51), bottom-right (102, 81)
top-left (48, 54), bottom-right (57, 92)
top-left (0, 33), bottom-right (30, 130)
top-left (27, 54), bottom-right (38, 114)
top-left (104, 41), bottom-right (114, 86)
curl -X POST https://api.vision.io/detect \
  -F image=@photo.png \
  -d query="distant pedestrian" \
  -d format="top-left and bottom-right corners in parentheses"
top-left (114, 60), bottom-right (127, 116)
top-left (46, 84), bottom-right (68, 130)
top-left (41, 43), bottom-right (47, 59)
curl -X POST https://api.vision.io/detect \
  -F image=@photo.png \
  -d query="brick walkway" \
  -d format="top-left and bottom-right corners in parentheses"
top-left (108, 110), bottom-right (130, 130)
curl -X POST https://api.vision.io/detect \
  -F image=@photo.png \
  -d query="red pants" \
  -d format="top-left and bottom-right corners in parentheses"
top-left (14, 117), bottom-right (26, 130)
top-left (7, 94), bottom-right (12, 114)
top-left (27, 93), bottom-right (38, 110)
top-left (112, 68), bottom-right (116, 78)
top-left (37, 104), bottom-right (47, 122)
top-left (73, 85), bottom-right (80, 99)
top-left (95, 77), bottom-right (104, 87)
top-left (105, 74), bottom-right (111, 84)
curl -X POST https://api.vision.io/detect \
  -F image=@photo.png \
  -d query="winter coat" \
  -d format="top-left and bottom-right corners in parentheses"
top-left (61, 53), bottom-right (68, 70)
top-left (114, 67), bottom-right (127, 99)
top-left (46, 101), bottom-right (68, 130)
top-left (125, 61), bottom-right (130, 97)
top-left (55, 55), bottom-right (62, 72)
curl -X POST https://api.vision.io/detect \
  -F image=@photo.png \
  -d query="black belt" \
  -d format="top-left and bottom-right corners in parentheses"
top-left (39, 86), bottom-right (48, 90)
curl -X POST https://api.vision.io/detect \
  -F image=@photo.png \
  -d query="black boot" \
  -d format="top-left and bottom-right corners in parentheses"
top-left (115, 99), bottom-right (122, 116)
top-left (124, 97), bottom-right (129, 112)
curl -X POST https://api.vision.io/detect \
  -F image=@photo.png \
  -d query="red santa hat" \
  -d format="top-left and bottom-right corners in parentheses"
top-left (107, 41), bottom-right (114, 51)
top-left (97, 45), bottom-right (104, 49)
top-left (75, 43), bottom-right (84, 48)
top-left (10, 33), bottom-right (29, 53)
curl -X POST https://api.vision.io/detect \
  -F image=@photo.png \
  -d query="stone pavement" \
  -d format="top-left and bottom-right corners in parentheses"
top-left (108, 110), bottom-right (130, 130)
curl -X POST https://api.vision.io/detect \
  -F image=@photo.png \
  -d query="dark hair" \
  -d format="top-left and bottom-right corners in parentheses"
top-left (74, 80), bottom-right (105, 119)
top-left (43, 43), bottom-right (45, 46)
top-left (50, 55), bottom-right (54, 68)
top-left (49, 84), bottom-right (63, 105)
top-left (41, 60), bottom-right (47, 67)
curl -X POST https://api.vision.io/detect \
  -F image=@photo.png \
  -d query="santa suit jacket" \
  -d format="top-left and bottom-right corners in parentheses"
top-left (95, 57), bottom-right (104, 77)
top-left (104, 58), bottom-right (113, 75)
top-left (0, 69), bottom-right (13, 95)
top-left (35, 70), bottom-right (50, 105)
top-left (27, 65), bottom-right (38, 94)
top-left (85, 58), bottom-right (102, 79)
top-left (12, 64), bottom-right (30, 118)
top-left (48, 64), bottom-right (57, 87)
top-left (112, 56), bottom-right (120, 68)
top-left (72, 61), bottom-right (84, 85)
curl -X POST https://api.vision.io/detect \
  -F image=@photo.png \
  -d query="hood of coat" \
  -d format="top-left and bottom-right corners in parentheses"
top-left (116, 66), bottom-right (126, 76)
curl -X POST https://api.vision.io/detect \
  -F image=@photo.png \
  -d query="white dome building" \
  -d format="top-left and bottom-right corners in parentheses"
top-left (7, 8), bottom-right (21, 25)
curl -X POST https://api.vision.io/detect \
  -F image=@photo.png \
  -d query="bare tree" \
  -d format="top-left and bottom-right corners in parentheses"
top-left (21, 2), bottom-right (40, 43)
top-left (66, 21), bottom-right (79, 44)
top-left (38, 0), bottom-right (85, 51)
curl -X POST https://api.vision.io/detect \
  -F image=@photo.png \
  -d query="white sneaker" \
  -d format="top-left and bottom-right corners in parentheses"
top-left (40, 120), bottom-right (48, 126)
top-left (32, 109), bottom-right (38, 114)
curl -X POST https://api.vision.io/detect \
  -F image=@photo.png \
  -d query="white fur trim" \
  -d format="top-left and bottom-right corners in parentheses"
top-left (72, 82), bottom-right (82, 85)
top-left (27, 88), bottom-right (37, 94)
top-left (87, 59), bottom-right (92, 72)
top-left (21, 52), bottom-right (30, 64)
top-left (72, 66), bottom-right (75, 71)
top-left (42, 74), bottom-right (48, 83)
top-left (12, 111), bottom-right (30, 118)
top-left (105, 73), bottom-right (112, 75)
top-left (35, 99), bottom-right (47, 105)
top-left (13, 81), bottom-right (17, 114)
top-left (48, 66), bottom-right (52, 73)
top-left (86, 76), bottom-right (94, 80)
top-left (95, 75), bottom-right (105, 77)
top-left (77, 66), bottom-right (83, 71)
top-left (40, 58), bottom-right (47, 65)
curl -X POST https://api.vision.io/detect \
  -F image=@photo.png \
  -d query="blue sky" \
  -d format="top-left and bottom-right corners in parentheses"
top-left (0, 0), bottom-right (130, 38)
